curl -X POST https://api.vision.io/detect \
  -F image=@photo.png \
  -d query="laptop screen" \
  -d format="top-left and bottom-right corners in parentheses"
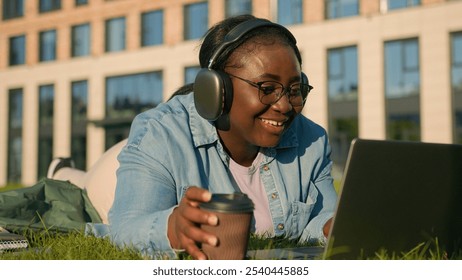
top-left (325, 139), bottom-right (462, 259)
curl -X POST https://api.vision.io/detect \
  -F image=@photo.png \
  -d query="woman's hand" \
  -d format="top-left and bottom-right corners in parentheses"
top-left (167, 186), bottom-right (218, 260)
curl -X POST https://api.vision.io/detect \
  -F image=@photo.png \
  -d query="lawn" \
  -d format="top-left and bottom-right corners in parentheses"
top-left (0, 182), bottom-right (459, 260)
top-left (1, 228), bottom-right (456, 260)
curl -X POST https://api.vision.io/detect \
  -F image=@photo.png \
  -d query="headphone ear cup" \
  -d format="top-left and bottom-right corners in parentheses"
top-left (194, 69), bottom-right (233, 121)
top-left (218, 70), bottom-right (233, 115)
top-left (194, 69), bottom-right (226, 121)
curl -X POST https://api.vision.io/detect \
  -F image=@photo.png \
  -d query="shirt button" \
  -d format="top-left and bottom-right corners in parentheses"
top-left (271, 193), bottom-right (277, 199)
top-left (263, 165), bottom-right (269, 171)
top-left (277, 223), bottom-right (285, 230)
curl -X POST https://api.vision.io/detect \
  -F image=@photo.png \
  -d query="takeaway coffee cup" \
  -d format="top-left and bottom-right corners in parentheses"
top-left (200, 193), bottom-right (254, 260)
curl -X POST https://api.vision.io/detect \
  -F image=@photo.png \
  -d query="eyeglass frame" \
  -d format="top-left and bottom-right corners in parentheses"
top-left (227, 73), bottom-right (314, 106)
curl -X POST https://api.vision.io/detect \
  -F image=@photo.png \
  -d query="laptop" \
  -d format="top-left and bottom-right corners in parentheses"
top-left (248, 138), bottom-right (462, 259)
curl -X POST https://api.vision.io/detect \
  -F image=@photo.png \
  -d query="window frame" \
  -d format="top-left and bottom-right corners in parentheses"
top-left (71, 23), bottom-right (91, 57)
top-left (105, 17), bottom-right (126, 52)
top-left (2, 0), bottom-right (24, 20)
top-left (277, 0), bottom-right (303, 25)
top-left (39, 29), bottom-right (57, 62)
top-left (141, 10), bottom-right (164, 47)
top-left (183, 2), bottom-right (209, 41)
top-left (9, 34), bottom-right (26, 66)
top-left (39, 0), bottom-right (62, 13)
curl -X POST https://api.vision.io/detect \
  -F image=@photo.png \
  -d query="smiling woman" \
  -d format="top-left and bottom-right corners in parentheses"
top-left (89, 14), bottom-right (337, 260)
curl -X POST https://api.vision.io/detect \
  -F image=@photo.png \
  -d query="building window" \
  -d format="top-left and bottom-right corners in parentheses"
top-left (105, 71), bottom-right (163, 148)
top-left (184, 2), bottom-right (208, 40)
top-left (105, 17), bottom-right (126, 52)
top-left (387, 0), bottom-right (420, 10)
top-left (39, 0), bottom-right (61, 13)
top-left (8, 89), bottom-right (23, 183)
top-left (185, 66), bottom-right (201, 84)
top-left (9, 35), bottom-right (26, 66)
top-left (141, 10), bottom-right (163, 47)
top-left (71, 23), bottom-right (90, 57)
top-left (39, 29), bottom-right (57, 62)
top-left (327, 46), bottom-right (358, 168)
top-left (325, 0), bottom-right (359, 19)
top-left (71, 80), bottom-right (88, 170)
top-left (225, 0), bottom-right (252, 18)
top-left (385, 38), bottom-right (420, 141)
top-left (451, 32), bottom-right (462, 144)
top-left (38, 85), bottom-right (54, 179)
top-left (3, 0), bottom-right (24, 20)
top-left (75, 0), bottom-right (88, 6)
top-left (277, 0), bottom-right (303, 25)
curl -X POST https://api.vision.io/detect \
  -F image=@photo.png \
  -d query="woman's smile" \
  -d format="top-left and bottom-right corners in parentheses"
top-left (259, 117), bottom-right (288, 134)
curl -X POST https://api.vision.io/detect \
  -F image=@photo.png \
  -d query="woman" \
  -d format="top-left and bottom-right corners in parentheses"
top-left (105, 15), bottom-right (337, 260)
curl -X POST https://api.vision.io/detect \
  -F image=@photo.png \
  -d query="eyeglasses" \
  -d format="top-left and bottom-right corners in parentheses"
top-left (228, 73), bottom-right (313, 106)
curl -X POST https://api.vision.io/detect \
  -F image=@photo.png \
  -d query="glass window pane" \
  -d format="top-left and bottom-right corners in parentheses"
top-left (3, 0), bottom-right (24, 20)
top-left (385, 39), bottom-right (420, 98)
top-left (184, 66), bottom-right (201, 84)
top-left (184, 2), bottom-right (208, 40)
top-left (72, 23), bottom-right (90, 57)
top-left (39, 0), bottom-right (61, 13)
top-left (71, 80), bottom-right (88, 170)
top-left (141, 10), bottom-right (164, 47)
top-left (452, 32), bottom-right (462, 144)
top-left (278, 0), bottom-right (303, 25)
top-left (38, 85), bottom-right (54, 179)
top-left (105, 72), bottom-right (163, 148)
top-left (72, 81), bottom-right (88, 122)
top-left (39, 30), bottom-right (57, 61)
top-left (326, 0), bottom-right (359, 19)
top-left (8, 89), bottom-right (23, 183)
top-left (385, 38), bottom-right (421, 141)
top-left (75, 0), bottom-right (88, 6)
top-left (9, 35), bottom-right (26, 65)
top-left (388, 0), bottom-right (421, 10)
top-left (39, 85), bottom-right (54, 125)
top-left (105, 17), bottom-right (126, 52)
top-left (225, 0), bottom-right (252, 18)
top-left (327, 46), bottom-right (359, 168)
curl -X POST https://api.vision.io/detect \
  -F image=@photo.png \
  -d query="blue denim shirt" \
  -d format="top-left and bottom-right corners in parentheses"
top-left (89, 93), bottom-right (337, 259)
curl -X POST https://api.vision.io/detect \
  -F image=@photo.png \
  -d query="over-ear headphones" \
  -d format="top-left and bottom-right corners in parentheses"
top-left (193, 18), bottom-right (308, 121)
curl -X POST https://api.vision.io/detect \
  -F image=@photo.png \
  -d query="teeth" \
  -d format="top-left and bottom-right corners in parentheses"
top-left (261, 119), bottom-right (284, 126)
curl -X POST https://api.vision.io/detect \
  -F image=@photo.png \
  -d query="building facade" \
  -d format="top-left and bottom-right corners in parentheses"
top-left (1, 0), bottom-right (462, 186)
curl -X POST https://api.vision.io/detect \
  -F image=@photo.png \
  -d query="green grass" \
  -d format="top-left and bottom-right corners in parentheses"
top-left (1, 182), bottom-right (459, 260)
top-left (1, 228), bottom-right (458, 260)
top-left (0, 229), bottom-right (146, 260)
top-left (0, 182), bottom-right (25, 192)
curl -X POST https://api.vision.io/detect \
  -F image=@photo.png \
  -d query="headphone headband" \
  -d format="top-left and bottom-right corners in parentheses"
top-left (194, 18), bottom-right (302, 122)
top-left (207, 19), bottom-right (297, 69)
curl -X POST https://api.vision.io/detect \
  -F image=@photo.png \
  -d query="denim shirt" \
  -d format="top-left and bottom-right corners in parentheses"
top-left (90, 93), bottom-right (337, 259)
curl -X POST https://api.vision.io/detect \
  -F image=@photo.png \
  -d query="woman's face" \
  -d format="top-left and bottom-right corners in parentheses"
top-left (219, 41), bottom-right (304, 159)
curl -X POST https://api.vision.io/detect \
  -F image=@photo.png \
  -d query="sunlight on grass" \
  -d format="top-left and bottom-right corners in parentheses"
top-left (0, 230), bottom-right (145, 260)
top-left (3, 229), bottom-right (456, 260)
top-left (0, 183), bottom-right (25, 192)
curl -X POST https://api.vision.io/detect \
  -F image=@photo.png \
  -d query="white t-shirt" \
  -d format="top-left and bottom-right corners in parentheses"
top-left (229, 152), bottom-right (274, 236)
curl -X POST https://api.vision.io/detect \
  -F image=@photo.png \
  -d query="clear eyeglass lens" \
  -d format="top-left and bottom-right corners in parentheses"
top-left (258, 81), bottom-right (306, 106)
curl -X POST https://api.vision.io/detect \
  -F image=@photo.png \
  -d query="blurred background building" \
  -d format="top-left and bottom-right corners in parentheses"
top-left (1, 0), bottom-right (461, 186)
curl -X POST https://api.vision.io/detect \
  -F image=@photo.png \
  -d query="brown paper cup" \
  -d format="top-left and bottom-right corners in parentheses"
top-left (200, 193), bottom-right (254, 260)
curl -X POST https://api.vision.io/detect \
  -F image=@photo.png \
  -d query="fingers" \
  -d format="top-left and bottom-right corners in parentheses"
top-left (184, 186), bottom-right (212, 207)
top-left (179, 199), bottom-right (217, 226)
top-left (168, 187), bottom-right (218, 260)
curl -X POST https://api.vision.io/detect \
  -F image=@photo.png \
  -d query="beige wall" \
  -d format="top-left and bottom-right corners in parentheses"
top-left (1, 0), bottom-right (462, 185)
